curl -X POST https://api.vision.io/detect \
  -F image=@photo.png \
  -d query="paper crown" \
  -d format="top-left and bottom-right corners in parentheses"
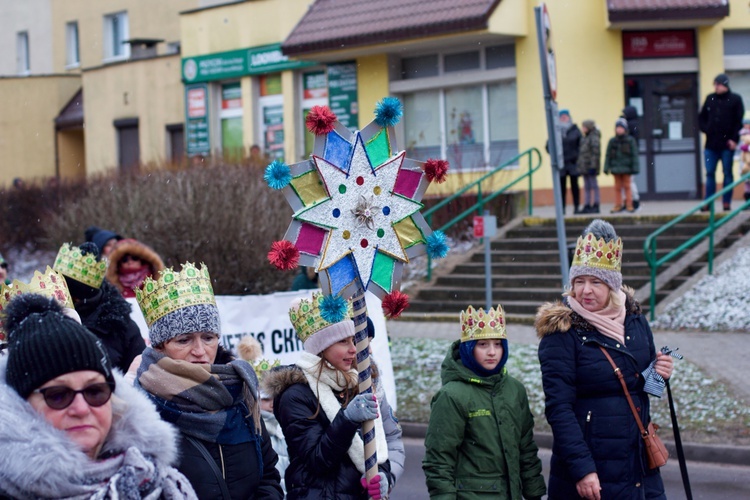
top-left (0, 267), bottom-right (75, 340)
top-left (460, 304), bottom-right (507, 342)
top-left (253, 359), bottom-right (281, 381)
top-left (53, 243), bottom-right (108, 289)
top-left (288, 292), bottom-right (354, 344)
top-left (571, 233), bottom-right (623, 272)
top-left (135, 262), bottom-right (215, 327)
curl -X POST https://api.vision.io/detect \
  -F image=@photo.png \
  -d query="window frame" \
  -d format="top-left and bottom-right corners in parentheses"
top-left (66, 21), bottom-right (80, 69)
top-left (17, 31), bottom-right (30, 75)
top-left (103, 11), bottom-right (130, 62)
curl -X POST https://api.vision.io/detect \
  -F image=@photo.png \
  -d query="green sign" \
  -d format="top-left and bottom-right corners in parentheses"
top-left (182, 43), bottom-right (316, 83)
top-left (185, 84), bottom-right (210, 157)
top-left (327, 61), bottom-right (358, 129)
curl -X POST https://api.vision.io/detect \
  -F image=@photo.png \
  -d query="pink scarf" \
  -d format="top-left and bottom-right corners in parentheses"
top-left (119, 266), bottom-right (152, 297)
top-left (567, 290), bottom-right (627, 345)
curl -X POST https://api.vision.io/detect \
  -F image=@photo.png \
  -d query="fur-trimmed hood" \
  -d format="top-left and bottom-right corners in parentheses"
top-left (261, 364), bottom-right (306, 402)
top-left (0, 355), bottom-right (182, 497)
top-left (106, 238), bottom-right (165, 292)
top-left (535, 285), bottom-right (641, 338)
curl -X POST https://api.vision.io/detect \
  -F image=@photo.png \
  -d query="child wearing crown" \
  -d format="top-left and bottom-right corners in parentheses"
top-left (262, 292), bottom-right (395, 500)
top-left (423, 304), bottom-right (546, 500)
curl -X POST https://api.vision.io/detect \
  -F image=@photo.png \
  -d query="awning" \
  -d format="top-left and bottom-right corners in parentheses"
top-left (282, 0), bottom-right (502, 56)
top-left (55, 88), bottom-right (83, 130)
top-left (608, 0), bottom-right (729, 24)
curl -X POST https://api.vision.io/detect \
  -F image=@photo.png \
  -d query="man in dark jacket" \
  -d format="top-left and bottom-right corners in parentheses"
top-left (559, 109), bottom-right (583, 214)
top-left (621, 105), bottom-right (642, 210)
top-left (699, 73), bottom-right (745, 211)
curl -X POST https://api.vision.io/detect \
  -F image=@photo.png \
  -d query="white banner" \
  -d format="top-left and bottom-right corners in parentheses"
top-left (126, 290), bottom-right (396, 410)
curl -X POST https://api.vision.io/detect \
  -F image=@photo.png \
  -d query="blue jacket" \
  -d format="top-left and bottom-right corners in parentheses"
top-left (535, 289), bottom-right (665, 499)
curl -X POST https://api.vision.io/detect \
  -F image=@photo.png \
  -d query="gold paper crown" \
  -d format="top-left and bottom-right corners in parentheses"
top-left (571, 233), bottom-right (623, 272)
top-left (288, 292), bottom-right (354, 343)
top-left (0, 267), bottom-right (76, 339)
top-left (253, 359), bottom-right (282, 381)
top-left (460, 305), bottom-right (507, 342)
top-left (53, 243), bottom-right (108, 289)
top-left (135, 262), bottom-right (215, 327)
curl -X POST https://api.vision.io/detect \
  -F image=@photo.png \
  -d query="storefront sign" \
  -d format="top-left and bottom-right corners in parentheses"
top-left (185, 84), bottom-right (210, 157)
top-left (327, 62), bottom-right (358, 129)
top-left (264, 104), bottom-right (285, 160)
top-left (623, 30), bottom-right (695, 59)
top-left (304, 71), bottom-right (328, 99)
top-left (182, 43), bottom-right (316, 83)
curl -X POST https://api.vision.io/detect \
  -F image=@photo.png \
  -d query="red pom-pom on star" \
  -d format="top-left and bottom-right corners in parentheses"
top-left (267, 240), bottom-right (300, 270)
top-left (305, 106), bottom-right (337, 135)
top-left (424, 159), bottom-right (449, 183)
top-left (382, 290), bottom-right (409, 319)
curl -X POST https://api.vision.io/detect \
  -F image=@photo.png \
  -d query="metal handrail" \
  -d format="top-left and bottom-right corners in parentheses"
top-left (643, 171), bottom-right (750, 321)
top-left (423, 147), bottom-right (543, 281)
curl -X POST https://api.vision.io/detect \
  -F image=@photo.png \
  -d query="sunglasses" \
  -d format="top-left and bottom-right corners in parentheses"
top-left (33, 382), bottom-right (114, 410)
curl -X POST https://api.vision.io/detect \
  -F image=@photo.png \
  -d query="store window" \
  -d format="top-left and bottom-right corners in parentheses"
top-left (17, 31), bottom-right (30, 75)
top-left (66, 22), bottom-right (80, 68)
top-left (725, 31), bottom-right (750, 104)
top-left (399, 45), bottom-right (518, 171)
top-left (220, 82), bottom-right (243, 161)
top-left (302, 70), bottom-right (329, 157)
top-left (260, 74), bottom-right (284, 161)
top-left (103, 11), bottom-right (129, 61)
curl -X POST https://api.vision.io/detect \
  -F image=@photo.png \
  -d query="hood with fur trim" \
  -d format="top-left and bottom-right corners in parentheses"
top-left (0, 355), bottom-right (182, 497)
top-left (106, 238), bottom-right (165, 293)
top-left (261, 364), bottom-right (307, 402)
top-left (535, 285), bottom-right (640, 338)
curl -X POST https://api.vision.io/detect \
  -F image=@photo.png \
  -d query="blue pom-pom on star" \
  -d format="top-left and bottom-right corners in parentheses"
top-left (264, 160), bottom-right (292, 190)
top-left (374, 97), bottom-right (403, 127)
top-left (426, 231), bottom-right (449, 259)
top-left (320, 294), bottom-right (349, 324)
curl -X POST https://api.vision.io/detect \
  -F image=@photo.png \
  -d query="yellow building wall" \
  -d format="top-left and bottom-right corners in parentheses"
top-left (51, 0), bottom-right (198, 73)
top-left (0, 76), bottom-right (81, 185)
top-left (356, 54), bottom-right (390, 125)
top-left (487, 0), bottom-right (527, 37)
top-left (83, 55), bottom-right (184, 174)
top-left (57, 129), bottom-right (86, 179)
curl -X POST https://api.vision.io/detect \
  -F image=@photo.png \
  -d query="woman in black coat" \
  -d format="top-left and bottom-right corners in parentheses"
top-left (135, 263), bottom-right (283, 500)
top-left (536, 220), bottom-right (673, 500)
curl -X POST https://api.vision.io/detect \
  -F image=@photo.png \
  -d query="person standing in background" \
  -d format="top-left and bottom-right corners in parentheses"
top-left (577, 119), bottom-right (601, 214)
top-left (604, 118), bottom-right (639, 213)
top-left (621, 106), bottom-right (642, 211)
top-left (558, 109), bottom-right (583, 215)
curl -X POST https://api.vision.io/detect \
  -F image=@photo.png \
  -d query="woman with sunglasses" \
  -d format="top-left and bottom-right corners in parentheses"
top-left (0, 293), bottom-right (196, 499)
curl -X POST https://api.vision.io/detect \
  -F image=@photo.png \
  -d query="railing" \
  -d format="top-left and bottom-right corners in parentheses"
top-left (643, 171), bottom-right (750, 321)
top-left (423, 147), bottom-right (543, 281)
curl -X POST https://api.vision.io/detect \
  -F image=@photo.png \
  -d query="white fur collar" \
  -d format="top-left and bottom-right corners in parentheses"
top-left (297, 351), bottom-right (388, 473)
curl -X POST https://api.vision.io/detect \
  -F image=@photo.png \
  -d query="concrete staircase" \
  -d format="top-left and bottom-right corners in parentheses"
top-left (405, 214), bottom-right (750, 323)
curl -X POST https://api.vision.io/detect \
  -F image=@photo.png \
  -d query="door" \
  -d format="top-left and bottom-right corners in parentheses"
top-left (624, 74), bottom-right (701, 199)
top-left (115, 118), bottom-right (140, 173)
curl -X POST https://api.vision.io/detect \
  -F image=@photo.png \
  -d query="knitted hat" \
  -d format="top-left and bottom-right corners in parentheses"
top-left (3, 294), bottom-right (114, 399)
top-left (582, 119), bottom-right (596, 131)
top-left (288, 292), bottom-right (354, 355)
top-left (615, 117), bottom-right (629, 130)
top-left (569, 219), bottom-right (623, 292)
top-left (558, 109), bottom-right (571, 118)
top-left (714, 73), bottom-right (730, 87)
top-left (135, 263), bottom-right (220, 346)
top-left (84, 226), bottom-right (122, 257)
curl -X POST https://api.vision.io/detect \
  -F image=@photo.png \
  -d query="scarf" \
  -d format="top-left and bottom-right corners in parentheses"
top-left (568, 290), bottom-right (627, 345)
top-left (119, 266), bottom-right (152, 295)
top-left (296, 352), bottom-right (388, 474)
top-left (136, 348), bottom-right (262, 445)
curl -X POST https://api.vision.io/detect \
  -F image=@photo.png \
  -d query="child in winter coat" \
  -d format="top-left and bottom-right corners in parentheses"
top-left (264, 293), bottom-right (395, 500)
top-left (423, 304), bottom-right (546, 500)
top-left (604, 118), bottom-right (640, 213)
top-left (105, 238), bottom-right (164, 298)
top-left (739, 114), bottom-right (750, 203)
top-left (577, 119), bottom-right (601, 213)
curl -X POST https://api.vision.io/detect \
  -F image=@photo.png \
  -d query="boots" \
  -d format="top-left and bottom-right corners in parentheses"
top-left (591, 203), bottom-right (600, 213)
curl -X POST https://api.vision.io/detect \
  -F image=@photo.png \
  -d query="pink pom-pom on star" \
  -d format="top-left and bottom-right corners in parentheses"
top-left (267, 240), bottom-right (300, 270)
top-left (305, 106), bottom-right (337, 135)
top-left (424, 159), bottom-right (449, 183)
top-left (382, 290), bottom-right (409, 319)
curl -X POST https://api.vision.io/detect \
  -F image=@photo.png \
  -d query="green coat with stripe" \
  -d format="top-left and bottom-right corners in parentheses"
top-left (423, 340), bottom-right (546, 500)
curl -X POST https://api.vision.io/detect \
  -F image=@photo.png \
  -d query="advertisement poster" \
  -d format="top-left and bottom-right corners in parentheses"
top-left (327, 62), bottom-right (358, 130)
top-left (185, 84), bottom-right (210, 157)
top-left (263, 104), bottom-right (285, 161)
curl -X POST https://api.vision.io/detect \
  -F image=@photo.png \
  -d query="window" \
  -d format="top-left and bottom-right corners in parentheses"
top-left (401, 55), bottom-right (439, 80)
top-left (17, 31), bottom-right (30, 75)
top-left (220, 82), bottom-right (243, 161)
top-left (103, 11), bottom-right (129, 61)
top-left (66, 22), bottom-right (80, 67)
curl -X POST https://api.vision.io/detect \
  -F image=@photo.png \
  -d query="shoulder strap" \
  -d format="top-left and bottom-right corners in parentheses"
top-left (185, 436), bottom-right (232, 500)
top-left (598, 346), bottom-right (648, 437)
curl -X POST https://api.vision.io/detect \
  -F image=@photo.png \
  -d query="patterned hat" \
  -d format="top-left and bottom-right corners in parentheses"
top-left (288, 292), bottom-right (354, 355)
top-left (569, 219), bottom-right (623, 292)
top-left (460, 305), bottom-right (507, 343)
top-left (53, 242), bottom-right (108, 289)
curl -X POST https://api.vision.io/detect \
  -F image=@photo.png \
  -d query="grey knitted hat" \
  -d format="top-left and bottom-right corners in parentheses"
top-left (569, 219), bottom-right (623, 292)
top-left (148, 303), bottom-right (221, 346)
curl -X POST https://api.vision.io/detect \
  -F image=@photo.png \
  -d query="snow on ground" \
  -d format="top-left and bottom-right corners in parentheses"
top-left (653, 247), bottom-right (750, 332)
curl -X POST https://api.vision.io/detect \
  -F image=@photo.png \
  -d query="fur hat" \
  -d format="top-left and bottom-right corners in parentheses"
top-left (3, 294), bottom-right (114, 399)
top-left (569, 219), bottom-right (622, 292)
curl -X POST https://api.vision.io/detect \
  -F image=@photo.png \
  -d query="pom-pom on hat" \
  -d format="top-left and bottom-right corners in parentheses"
top-left (569, 219), bottom-right (623, 292)
top-left (460, 304), bottom-right (507, 343)
top-left (135, 262), bottom-right (220, 346)
top-left (3, 294), bottom-right (114, 399)
top-left (288, 292), bottom-right (354, 355)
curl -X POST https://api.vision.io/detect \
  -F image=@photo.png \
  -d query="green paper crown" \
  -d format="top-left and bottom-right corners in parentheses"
top-left (135, 262), bottom-right (215, 327)
top-left (254, 359), bottom-right (282, 381)
top-left (289, 292), bottom-right (354, 344)
top-left (53, 243), bottom-right (108, 289)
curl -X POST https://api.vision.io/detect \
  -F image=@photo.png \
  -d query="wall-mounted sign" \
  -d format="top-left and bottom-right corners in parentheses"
top-left (327, 61), bottom-right (358, 129)
top-left (185, 84), bottom-right (210, 157)
top-left (182, 43), bottom-right (316, 83)
top-left (623, 30), bottom-right (696, 59)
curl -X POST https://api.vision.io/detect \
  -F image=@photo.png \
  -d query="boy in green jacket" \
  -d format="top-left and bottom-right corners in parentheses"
top-left (422, 304), bottom-right (546, 499)
top-left (604, 117), bottom-right (640, 213)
